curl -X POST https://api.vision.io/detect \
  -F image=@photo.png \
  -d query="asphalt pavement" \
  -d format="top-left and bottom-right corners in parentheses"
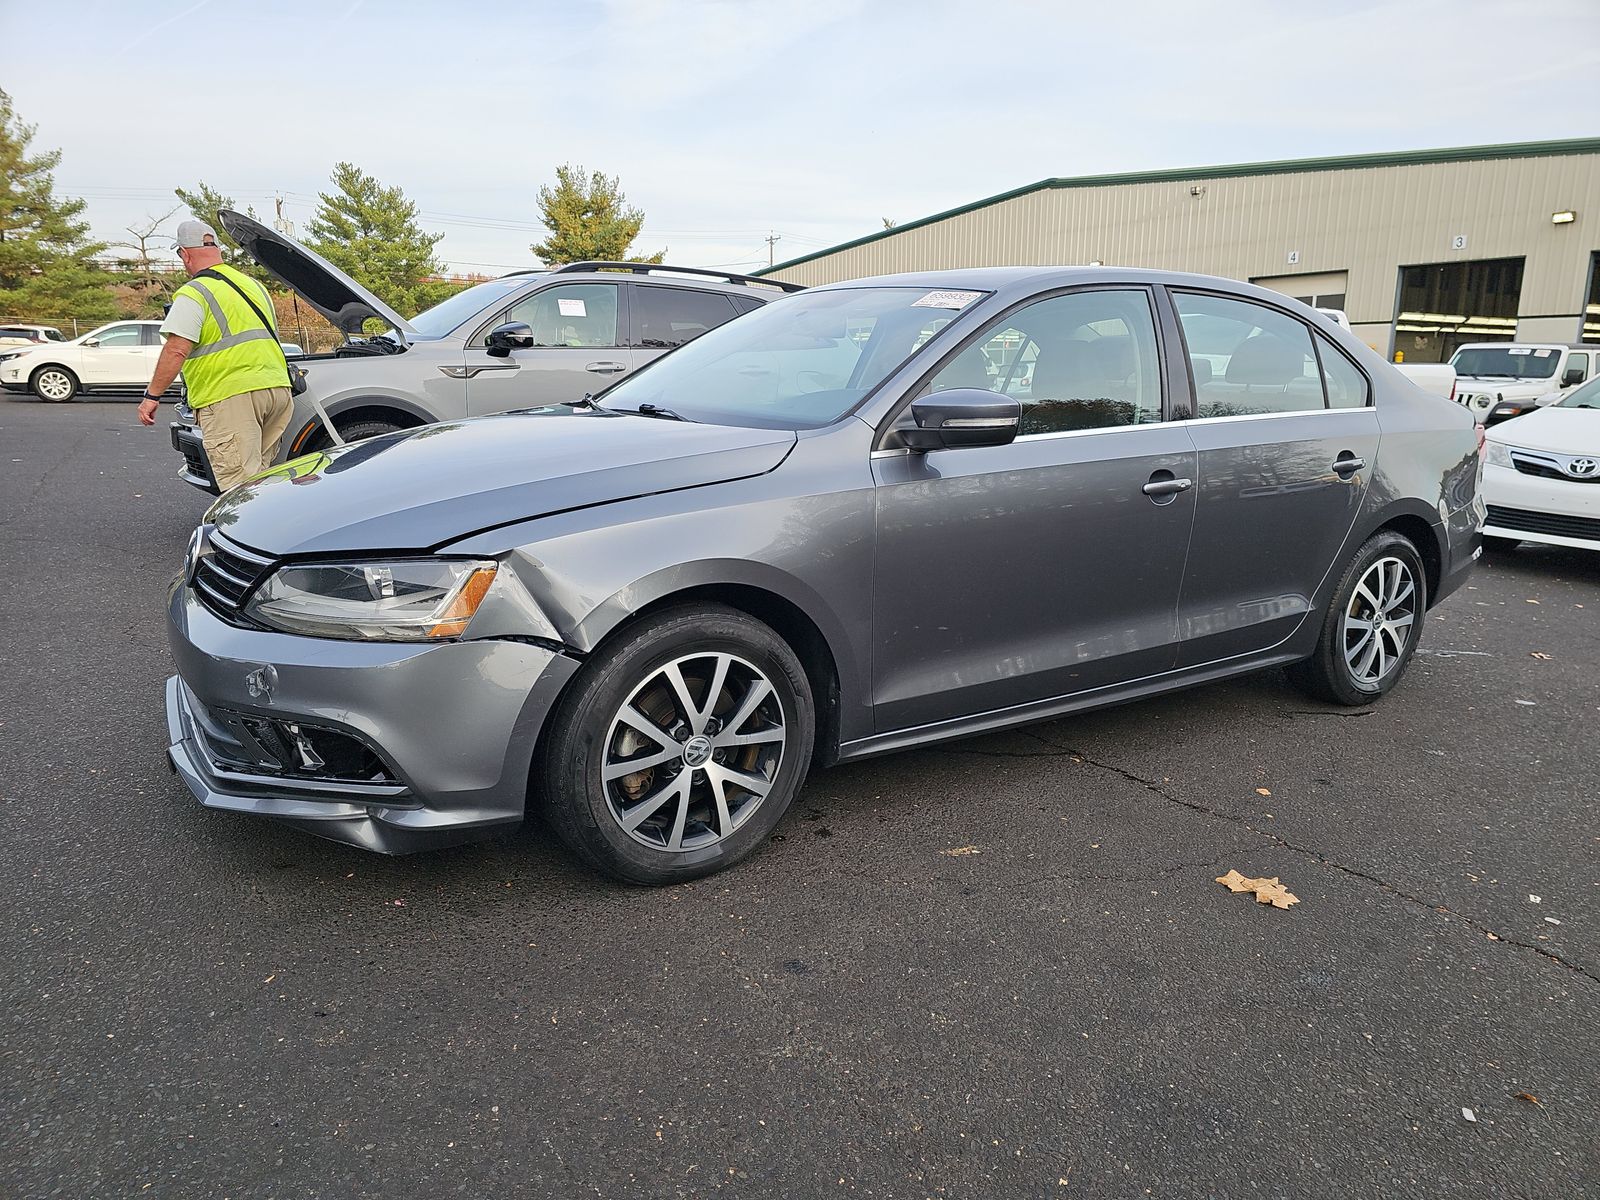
top-left (2, 397), bottom-right (1596, 1199)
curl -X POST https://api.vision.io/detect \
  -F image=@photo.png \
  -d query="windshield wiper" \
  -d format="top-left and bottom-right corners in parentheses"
top-left (561, 392), bottom-right (603, 410)
top-left (625, 402), bottom-right (691, 422)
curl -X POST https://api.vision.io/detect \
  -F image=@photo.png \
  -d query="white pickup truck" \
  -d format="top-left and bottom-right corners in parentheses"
top-left (1317, 309), bottom-right (1458, 400)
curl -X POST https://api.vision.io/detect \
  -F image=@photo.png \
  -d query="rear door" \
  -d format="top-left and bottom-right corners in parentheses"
top-left (462, 282), bottom-right (629, 415)
top-left (1168, 288), bottom-right (1381, 666)
top-left (79, 323), bottom-right (151, 385)
top-left (628, 284), bottom-right (743, 369)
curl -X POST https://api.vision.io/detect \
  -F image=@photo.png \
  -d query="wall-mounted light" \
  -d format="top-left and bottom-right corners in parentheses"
top-left (1189, 185), bottom-right (1206, 197)
top-left (1552, 210), bottom-right (1577, 224)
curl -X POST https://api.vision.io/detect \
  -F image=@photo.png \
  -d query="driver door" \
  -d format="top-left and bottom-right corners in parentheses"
top-left (462, 283), bottom-right (631, 415)
top-left (871, 287), bottom-right (1198, 732)
top-left (81, 323), bottom-right (150, 385)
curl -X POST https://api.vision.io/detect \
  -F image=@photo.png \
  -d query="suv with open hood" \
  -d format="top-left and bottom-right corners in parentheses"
top-left (168, 210), bottom-right (799, 492)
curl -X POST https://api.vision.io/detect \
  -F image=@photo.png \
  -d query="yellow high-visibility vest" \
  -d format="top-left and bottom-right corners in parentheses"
top-left (174, 265), bottom-right (286, 409)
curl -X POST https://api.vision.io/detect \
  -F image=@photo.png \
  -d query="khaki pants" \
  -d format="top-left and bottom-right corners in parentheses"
top-left (196, 387), bottom-right (294, 491)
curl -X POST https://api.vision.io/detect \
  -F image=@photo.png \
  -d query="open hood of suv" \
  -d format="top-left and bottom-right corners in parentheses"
top-left (217, 209), bottom-right (415, 342)
top-left (204, 409), bottom-right (797, 556)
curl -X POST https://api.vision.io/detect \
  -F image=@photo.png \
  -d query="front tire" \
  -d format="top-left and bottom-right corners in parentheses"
top-left (336, 417), bottom-right (407, 443)
top-left (540, 605), bottom-right (815, 884)
top-left (30, 365), bottom-right (78, 403)
top-left (1286, 531), bottom-right (1428, 706)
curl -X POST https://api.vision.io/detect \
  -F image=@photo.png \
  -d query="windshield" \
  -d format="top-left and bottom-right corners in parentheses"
top-left (1450, 346), bottom-right (1561, 380)
top-left (599, 286), bottom-right (981, 429)
top-left (407, 275), bottom-right (542, 340)
top-left (1557, 375), bottom-right (1600, 409)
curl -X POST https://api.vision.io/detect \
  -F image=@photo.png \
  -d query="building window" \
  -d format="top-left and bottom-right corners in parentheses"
top-left (1393, 257), bottom-right (1524, 363)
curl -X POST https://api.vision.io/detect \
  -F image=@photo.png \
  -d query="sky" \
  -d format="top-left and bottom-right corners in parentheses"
top-left (7, 0), bottom-right (1599, 280)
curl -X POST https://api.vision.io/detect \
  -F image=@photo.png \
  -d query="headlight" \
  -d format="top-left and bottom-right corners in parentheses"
top-left (244, 559), bottom-right (498, 640)
top-left (1484, 441), bottom-right (1513, 469)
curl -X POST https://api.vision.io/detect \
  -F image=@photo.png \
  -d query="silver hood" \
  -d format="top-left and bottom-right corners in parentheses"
top-left (217, 209), bottom-right (416, 344)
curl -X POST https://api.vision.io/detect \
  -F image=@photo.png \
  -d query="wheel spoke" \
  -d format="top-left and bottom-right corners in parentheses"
top-left (715, 727), bottom-right (785, 748)
top-left (722, 678), bottom-right (774, 736)
top-left (1352, 581), bottom-right (1382, 617)
top-left (701, 654), bottom-right (731, 730)
top-left (1373, 636), bottom-right (1387, 679)
top-left (1345, 617), bottom-right (1375, 633)
top-left (618, 771), bottom-right (689, 834)
top-left (1389, 576), bottom-right (1415, 610)
top-left (662, 661), bottom-right (700, 732)
top-left (664, 774), bottom-right (693, 850)
top-left (602, 744), bottom-right (681, 782)
top-left (1344, 627), bottom-right (1373, 666)
top-left (1354, 635), bottom-right (1380, 680)
top-left (708, 762), bottom-right (773, 800)
top-left (615, 704), bottom-right (678, 750)
top-left (707, 770), bottom-right (734, 838)
top-left (1387, 611), bottom-right (1414, 634)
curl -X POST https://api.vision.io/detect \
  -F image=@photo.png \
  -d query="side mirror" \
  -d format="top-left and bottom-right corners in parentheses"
top-left (82, 337), bottom-right (100, 347)
top-left (485, 322), bottom-right (536, 358)
top-left (1562, 366), bottom-right (1586, 387)
top-left (902, 389), bottom-right (1021, 452)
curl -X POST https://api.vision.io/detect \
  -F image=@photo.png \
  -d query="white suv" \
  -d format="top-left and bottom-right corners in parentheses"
top-left (1450, 342), bottom-right (1594, 417)
top-left (0, 320), bottom-right (165, 402)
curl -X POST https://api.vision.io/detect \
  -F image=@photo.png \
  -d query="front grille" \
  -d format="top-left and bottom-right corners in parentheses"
top-left (193, 530), bottom-right (275, 621)
top-left (1510, 452), bottom-right (1600, 484)
top-left (1485, 505), bottom-right (1600, 541)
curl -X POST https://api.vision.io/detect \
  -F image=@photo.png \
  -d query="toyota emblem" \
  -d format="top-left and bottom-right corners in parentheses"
top-left (1570, 457), bottom-right (1599, 477)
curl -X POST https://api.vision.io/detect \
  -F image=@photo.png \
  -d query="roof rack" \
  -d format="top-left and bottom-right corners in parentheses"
top-left (546, 261), bottom-right (805, 292)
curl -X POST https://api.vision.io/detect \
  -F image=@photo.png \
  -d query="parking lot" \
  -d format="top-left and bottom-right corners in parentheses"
top-left (2, 396), bottom-right (1596, 1198)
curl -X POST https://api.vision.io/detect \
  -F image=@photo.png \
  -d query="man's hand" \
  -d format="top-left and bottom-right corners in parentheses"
top-left (139, 334), bottom-right (194, 427)
top-left (138, 396), bottom-right (160, 426)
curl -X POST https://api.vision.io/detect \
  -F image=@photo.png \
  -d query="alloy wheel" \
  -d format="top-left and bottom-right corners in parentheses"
top-left (602, 652), bottom-right (786, 852)
top-left (1341, 556), bottom-right (1417, 685)
top-left (36, 370), bottom-right (73, 401)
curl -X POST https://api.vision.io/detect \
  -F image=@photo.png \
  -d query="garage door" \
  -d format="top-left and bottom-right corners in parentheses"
top-left (1251, 271), bottom-right (1349, 313)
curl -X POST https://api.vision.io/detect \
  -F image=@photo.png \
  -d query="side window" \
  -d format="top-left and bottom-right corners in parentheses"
top-left (93, 324), bottom-right (145, 347)
top-left (1318, 340), bottom-right (1369, 408)
top-left (1570, 352), bottom-right (1590, 380)
top-left (498, 284), bottom-right (619, 348)
top-left (728, 294), bottom-right (764, 315)
top-left (632, 286), bottom-right (739, 348)
top-left (1174, 292), bottom-right (1325, 417)
top-left (927, 289), bottom-right (1163, 434)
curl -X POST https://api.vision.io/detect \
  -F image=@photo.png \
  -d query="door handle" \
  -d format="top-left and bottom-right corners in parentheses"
top-left (585, 361), bottom-right (627, 375)
top-left (1142, 477), bottom-right (1193, 497)
top-left (1332, 454), bottom-right (1365, 476)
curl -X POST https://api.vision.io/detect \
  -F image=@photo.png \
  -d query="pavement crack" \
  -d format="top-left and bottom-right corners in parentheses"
top-left (1019, 728), bottom-right (1600, 988)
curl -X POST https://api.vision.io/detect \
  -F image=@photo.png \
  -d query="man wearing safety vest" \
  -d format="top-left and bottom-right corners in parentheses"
top-left (138, 219), bottom-right (293, 491)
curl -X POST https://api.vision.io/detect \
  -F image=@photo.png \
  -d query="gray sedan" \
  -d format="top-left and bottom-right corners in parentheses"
top-left (164, 267), bottom-right (1483, 882)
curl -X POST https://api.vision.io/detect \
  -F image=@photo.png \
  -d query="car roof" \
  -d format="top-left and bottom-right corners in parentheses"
top-left (504, 262), bottom-right (799, 299)
top-left (804, 265), bottom-right (1320, 300)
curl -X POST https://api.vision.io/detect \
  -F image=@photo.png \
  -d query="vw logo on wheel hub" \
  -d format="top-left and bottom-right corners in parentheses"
top-left (1568, 457), bottom-right (1598, 477)
top-left (682, 735), bottom-right (713, 768)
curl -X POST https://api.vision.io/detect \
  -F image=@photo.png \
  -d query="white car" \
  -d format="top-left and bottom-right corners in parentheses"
top-left (0, 320), bottom-right (164, 402)
top-left (1450, 342), bottom-right (1594, 417)
top-left (0, 324), bottom-right (67, 347)
top-left (1482, 378), bottom-right (1600, 553)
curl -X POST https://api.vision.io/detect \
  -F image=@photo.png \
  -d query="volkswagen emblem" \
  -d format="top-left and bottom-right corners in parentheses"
top-left (1569, 457), bottom-right (1598, 477)
top-left (682, 735), bottom-right (713, 768)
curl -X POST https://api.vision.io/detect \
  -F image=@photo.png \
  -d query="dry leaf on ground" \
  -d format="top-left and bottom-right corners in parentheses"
top-left (1255, 788), bottom-right (1272, 796)
top-left (1513, 1092), bottom-right (1542, 1106)
top-left (939, 845), bottom-right (981, 857)
top-left (1216, 868), bottom-right (1300, 909)
top-left (1530, 651), bottom-right (1553, 660)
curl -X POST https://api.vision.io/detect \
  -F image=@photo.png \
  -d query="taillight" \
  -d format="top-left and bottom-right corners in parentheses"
top-left (1449, 380), bottom-right (1457, 402)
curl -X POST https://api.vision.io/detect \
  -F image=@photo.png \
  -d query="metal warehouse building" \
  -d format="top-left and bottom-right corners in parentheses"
top-left (763, 139), bottom-right (1600, 364)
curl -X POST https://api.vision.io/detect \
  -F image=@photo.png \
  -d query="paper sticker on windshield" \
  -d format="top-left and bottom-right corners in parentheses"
top-left (558, 298), bottom-right (587, 317)
top-left (1533, 348), bottom-right (1553, 357)
top-left (1507, 347), bottom-right (1531, 355)
top-left (913, 290), bottom-right (983, 310)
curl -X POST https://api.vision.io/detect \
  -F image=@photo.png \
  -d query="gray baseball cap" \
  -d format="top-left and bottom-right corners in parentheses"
top-left (174, 219), bottom-right (219, 248)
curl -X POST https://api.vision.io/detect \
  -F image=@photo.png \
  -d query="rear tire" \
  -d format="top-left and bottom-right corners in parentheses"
top-left (540, 604), bottom-right (815, 885)
top-left (30, 365), bottom-right (78, 403)
top-left (1286, 531), bottom-right (1428, 707)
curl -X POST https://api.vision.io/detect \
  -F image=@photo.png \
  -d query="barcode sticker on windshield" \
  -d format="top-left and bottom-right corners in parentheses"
top-left (1533, 349), bottom-right (1553, 357)
top-left (558, 298), bottom-right (587, 317)
top-left (1508, 347), bottom-right (1531, 355)
top-left (913, 290), bottom-right (983, 310)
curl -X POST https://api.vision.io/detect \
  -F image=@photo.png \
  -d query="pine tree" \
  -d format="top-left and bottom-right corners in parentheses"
top-left (531, 165), bottom-right (664, 265)
top-left (304, 163), bottom-right (444, 318)
top-left (0, 90), bottom-right (116, 327)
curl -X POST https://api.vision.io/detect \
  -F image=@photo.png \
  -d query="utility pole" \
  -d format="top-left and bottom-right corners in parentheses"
top-left (765, 232), bottom-right (781, 268)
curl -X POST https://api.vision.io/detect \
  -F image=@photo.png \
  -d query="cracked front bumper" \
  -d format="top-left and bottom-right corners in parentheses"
top-left (165, 578), bottom-right (581, 853)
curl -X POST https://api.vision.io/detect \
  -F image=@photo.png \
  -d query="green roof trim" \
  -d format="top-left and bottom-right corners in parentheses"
top-left (758, 137), bottom-right (1600, 276)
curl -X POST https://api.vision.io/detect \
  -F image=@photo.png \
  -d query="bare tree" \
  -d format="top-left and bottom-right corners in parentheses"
top-left (108, 205), bottom-right (182, 316)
